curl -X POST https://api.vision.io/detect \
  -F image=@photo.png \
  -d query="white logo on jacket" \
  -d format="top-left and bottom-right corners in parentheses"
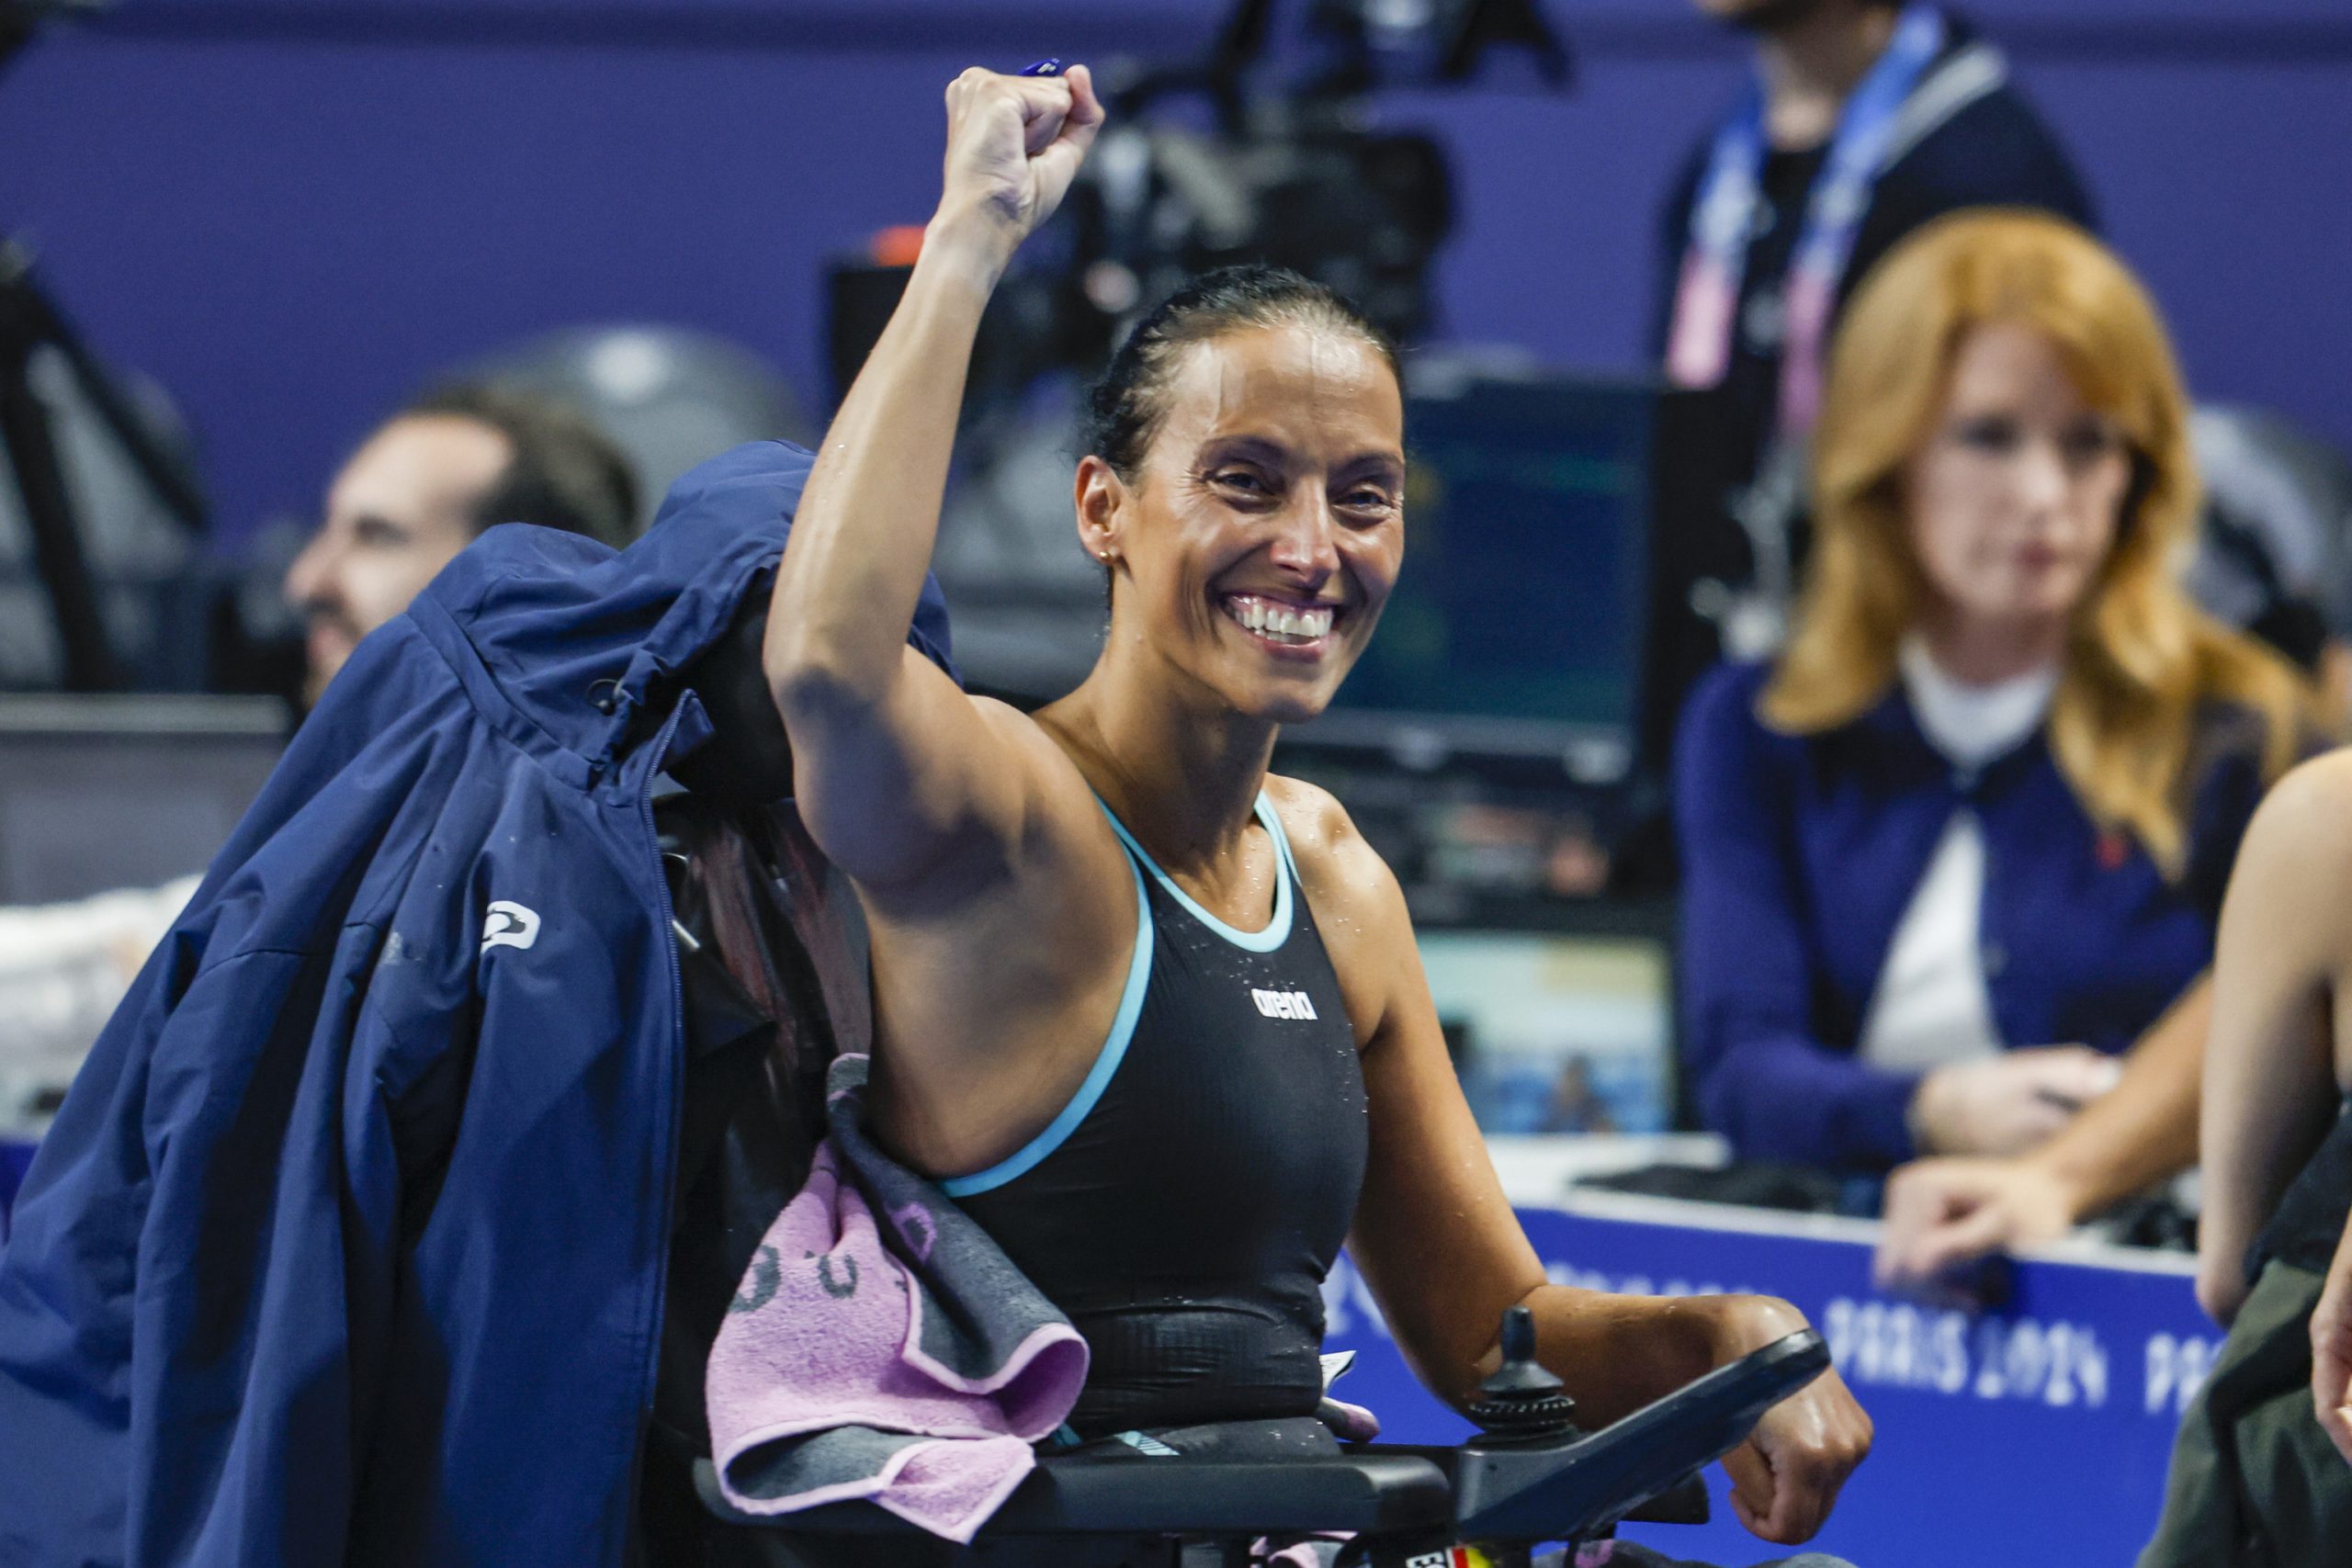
top-left (1250, 987), bottom-right (1317, 1021)
top-left (481, 900), bottom-right (542, 953)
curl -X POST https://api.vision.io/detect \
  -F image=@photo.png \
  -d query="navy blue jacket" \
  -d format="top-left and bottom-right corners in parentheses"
top-left (0, 443), bottom-right (952, 1568)
top-left (1674, 661), bottom-right (2275, 1172)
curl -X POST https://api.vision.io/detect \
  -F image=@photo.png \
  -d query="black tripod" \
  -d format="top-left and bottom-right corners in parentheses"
top-left (0, 0), bottom-right (207, 692)
top-left (0, 242), bottom-right (209, 691)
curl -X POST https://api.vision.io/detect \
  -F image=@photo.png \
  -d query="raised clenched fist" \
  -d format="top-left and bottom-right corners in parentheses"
top-left (933, 64), bottom-right (1105, 262)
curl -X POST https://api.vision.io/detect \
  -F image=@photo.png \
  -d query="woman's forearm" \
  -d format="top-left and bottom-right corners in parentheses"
top-left (766, 219), bottom-right (1010, 710)
top-left (2021, 974), bottom-right (2207, 1220)
top-left (752, 67), bottom-right (1099, 881)
top-left (1519, 1283), bottom-right (1800, 1428)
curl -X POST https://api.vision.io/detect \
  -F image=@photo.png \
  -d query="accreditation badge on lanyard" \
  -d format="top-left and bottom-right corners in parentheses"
top-left (1664, 1), bottom-right (1946, 438)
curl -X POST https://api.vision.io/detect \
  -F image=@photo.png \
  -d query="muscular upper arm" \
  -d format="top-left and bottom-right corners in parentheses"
top-left (2199, 750), bottom-right (2352, 1315)
top-left (774, 642), bottom-right (1049, 898)
top-left (1276, 782), bottom-right (1546, 1403)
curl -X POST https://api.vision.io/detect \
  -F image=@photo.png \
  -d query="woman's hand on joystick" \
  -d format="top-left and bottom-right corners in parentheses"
top-left (932, 63), bottom-right (1104, 276)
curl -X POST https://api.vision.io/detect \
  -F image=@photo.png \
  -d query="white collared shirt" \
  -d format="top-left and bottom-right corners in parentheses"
top-left (1858, 639), bottom-right (2057, 1073)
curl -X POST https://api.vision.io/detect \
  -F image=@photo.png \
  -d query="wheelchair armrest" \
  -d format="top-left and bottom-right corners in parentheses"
top-left (1452, 1326), bottom-right (1831, 1542)
top-left (693, 1333), bottom-right (1825, 1550)
top-left (1623, 1471), bottom-right (1711, 1526)
top-left (695, 1449), bottom-right (1453, 1538)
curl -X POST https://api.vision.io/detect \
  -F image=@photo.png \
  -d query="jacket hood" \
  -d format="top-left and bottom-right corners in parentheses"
top-left (407, 439), bottom-right (955, 784)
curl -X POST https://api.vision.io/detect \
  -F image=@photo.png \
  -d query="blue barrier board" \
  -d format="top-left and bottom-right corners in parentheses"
top-left (0, 1137), bottom-right (2216, 1564)
top-left (1322, 1192), bottom-right (2215, 1568)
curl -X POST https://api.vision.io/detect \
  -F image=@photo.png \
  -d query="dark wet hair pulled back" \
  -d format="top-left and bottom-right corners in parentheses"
top-left (1082, 265), bottom-right (1398, 482)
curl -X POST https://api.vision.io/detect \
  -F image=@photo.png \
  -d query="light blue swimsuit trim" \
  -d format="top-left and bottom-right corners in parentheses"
top-left (1100, 791), bottom-right (1295, 953)
top-left (938, 803), bottom-right (1155, 1198)
top-left (935, 791), bottom-right (1297, 1197)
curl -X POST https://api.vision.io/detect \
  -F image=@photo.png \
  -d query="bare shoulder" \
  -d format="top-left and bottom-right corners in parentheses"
top-left (2242, 747), bottom-right (2352, 875)
top-left (1267, 776), bottom-right (1411, 1044)
top-left (1265, 774), bottom-right (1396, 899)
top-left (970, 694), bottom-right (1079, 789)
top-left (2222, 748), bottom-right (2352, 972)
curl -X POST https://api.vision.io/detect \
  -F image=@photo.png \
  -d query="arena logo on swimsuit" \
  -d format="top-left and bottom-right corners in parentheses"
top-left (1250, 987), bottom-right (1319, 1021)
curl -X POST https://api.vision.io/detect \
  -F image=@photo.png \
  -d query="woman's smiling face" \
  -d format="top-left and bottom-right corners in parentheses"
top-left (1080, 321), bottom-right (1407, 725)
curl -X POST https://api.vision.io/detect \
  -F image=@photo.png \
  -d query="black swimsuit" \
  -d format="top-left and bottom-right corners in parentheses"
top-left (947, 793), bottom-right (1370, 1436)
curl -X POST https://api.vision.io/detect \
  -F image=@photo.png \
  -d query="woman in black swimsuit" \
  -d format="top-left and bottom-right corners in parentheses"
top-left (765, 63), bottom-right (1871, 1549)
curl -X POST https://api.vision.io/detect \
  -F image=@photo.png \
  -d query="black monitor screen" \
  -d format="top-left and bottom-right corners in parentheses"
top-left (1331, 374), bottom-right (1653, 767)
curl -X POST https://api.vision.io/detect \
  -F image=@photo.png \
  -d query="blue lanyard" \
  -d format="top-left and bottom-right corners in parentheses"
top-left (1666, 2), bottom-right (1947, 435)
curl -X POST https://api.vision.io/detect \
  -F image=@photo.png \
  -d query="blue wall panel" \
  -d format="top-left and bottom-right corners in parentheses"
top-left (0, 1), bottom-right (2345, 545)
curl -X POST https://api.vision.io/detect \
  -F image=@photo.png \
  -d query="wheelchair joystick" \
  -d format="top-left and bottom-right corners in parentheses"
top-left (1466, 1305), bottom-right (1579, 1441)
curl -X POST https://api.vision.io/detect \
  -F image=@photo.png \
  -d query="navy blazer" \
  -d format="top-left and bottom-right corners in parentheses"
top-left (1673, 660), bottom-right (2277, 1172)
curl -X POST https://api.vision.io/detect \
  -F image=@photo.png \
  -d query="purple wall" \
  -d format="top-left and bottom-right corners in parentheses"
top-left (2, 0), bottom-right (2346, 546)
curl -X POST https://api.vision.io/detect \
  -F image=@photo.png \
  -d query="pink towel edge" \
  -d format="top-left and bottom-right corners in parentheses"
top-left (715, 1431), bottom-right (1036, 1546)
top-left (713, 1395), bottom-right (1040, 1474)
top-left (895, 1298), bottom-right (1091, 1427)
top-left (714, 1432), bottom-right (924, 1518)
top-left (867, 1439), bottom-right (1040, 1545)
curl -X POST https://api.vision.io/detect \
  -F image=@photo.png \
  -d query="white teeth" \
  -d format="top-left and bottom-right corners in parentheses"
top-left (1224, 596), bottom-right (1333, 643)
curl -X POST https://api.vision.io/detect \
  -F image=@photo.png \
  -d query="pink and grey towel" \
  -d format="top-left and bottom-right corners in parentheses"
top-left (705, 1053), bottom-right (1089, 1543)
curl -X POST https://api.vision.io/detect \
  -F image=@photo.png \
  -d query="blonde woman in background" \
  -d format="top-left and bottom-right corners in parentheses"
top-left (1673, 211), bottom-right (2322, 1199)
